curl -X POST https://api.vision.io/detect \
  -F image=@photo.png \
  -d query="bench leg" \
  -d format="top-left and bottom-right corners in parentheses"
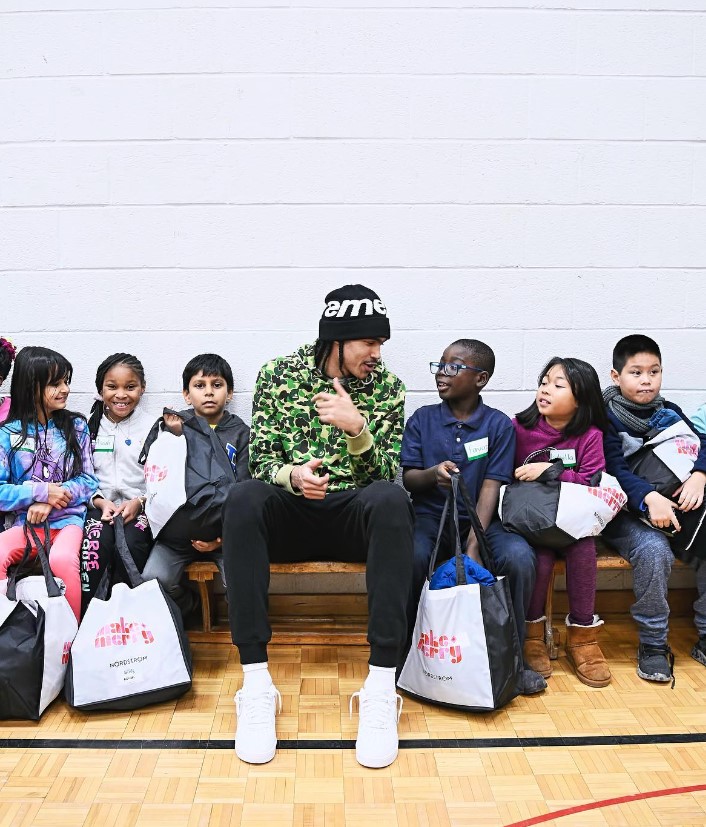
top-left (544, 565), bottom-right (559, 660)
top-left (197, 580), bottom-right (213, 633)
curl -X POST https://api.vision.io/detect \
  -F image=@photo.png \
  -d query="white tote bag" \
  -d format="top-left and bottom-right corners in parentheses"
top-left (143, 428), bottom-right (188, 538)
top-left (65, 518), bottom-right (192, 711)
top-left (398, 476), bottom-right (521, 711)
top-left (499, 454), bottom-right (627, 549)
top-left (0, 524), bottom-right (78, 720)
top-left (628, 422), bottom-right (701, 497)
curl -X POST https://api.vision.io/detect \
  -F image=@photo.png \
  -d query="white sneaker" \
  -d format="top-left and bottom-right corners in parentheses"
top-left (350, 687), bottom-right (403, 769)
top-left (234, 685), bottom-right (282, 764)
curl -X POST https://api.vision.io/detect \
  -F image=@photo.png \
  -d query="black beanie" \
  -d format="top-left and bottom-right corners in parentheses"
top-left (318, 284), bottom-right (391, 342)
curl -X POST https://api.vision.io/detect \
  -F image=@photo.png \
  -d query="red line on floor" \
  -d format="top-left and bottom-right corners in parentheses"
top-left (504, 783), bottom-right (706, 827)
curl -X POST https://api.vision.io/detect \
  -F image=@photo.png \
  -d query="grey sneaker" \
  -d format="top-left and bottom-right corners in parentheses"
top-left (691, 638), bottom-right (706, 667)
top-left (637, 644), bottom-right (674, 684)
top-left (517, 667), bottom-right (547, 696)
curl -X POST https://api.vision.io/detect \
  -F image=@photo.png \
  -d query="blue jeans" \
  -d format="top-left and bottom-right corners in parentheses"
top-left (409, 515), bottom-right (536, 648)
top-left (603, 510), bottom-right (706, 645)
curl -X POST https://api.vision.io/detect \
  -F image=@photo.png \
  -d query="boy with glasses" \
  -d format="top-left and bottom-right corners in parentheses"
top-left (401, 339), bottom-right (545, 695)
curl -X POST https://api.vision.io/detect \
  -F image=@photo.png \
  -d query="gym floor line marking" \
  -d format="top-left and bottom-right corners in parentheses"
top-left (503, 783), bottom-right (706, 827)
top-left (3, 732), bottom-right (706, 750)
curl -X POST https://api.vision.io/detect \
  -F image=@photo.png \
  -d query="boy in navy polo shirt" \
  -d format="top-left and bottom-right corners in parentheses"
top-left (401, 339), bottom-right (545, 695)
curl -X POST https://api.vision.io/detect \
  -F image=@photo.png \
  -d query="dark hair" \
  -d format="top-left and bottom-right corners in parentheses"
top-left (0, 337), bottom-right (16, 383)
top-left (88, 353), bottom-right (146, 440)
top-left (314, 339), bottom-right (342, 376)
top-left (182, 353), bottom-right (234, 392)
top-left (6, 346), bottom-right (87, 478)
top-left (449, 339), bottom-right (495, 378)
top-left (612, 334), bottom-right (662, 373)
top-left (516, 356), bottom-right (609, 436)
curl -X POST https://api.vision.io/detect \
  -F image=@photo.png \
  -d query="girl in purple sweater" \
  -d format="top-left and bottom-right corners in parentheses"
top-left (514, 357), bottom-right (611, 688)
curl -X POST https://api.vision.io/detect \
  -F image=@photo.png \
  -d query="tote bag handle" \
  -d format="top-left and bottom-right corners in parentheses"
top-left (7, 522), bottom-right (62, 600)
top-left (427, 473), bottom-right (497, 584)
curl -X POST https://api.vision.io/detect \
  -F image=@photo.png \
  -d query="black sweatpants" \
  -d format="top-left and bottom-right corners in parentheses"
top-left (222, 479), bottom-right (415, 668)
top-left (80, 508), bottom-right (153, 617)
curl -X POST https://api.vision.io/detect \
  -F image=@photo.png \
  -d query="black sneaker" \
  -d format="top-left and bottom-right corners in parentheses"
top-left (637, 643), bottom-right (674, 684)
top-left (691, 638), bottom-right (706, 667)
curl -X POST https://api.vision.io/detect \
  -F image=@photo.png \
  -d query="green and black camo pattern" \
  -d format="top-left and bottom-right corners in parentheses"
top-left (249, 343), bottom-right (405, 491)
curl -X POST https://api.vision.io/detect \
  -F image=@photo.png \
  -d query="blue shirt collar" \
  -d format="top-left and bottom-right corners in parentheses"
top-left (440, 397), bottom-right (485, 428)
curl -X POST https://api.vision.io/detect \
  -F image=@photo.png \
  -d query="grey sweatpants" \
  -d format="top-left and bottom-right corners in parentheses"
top-left (142, 541), bottom-right (225, 616)
top-left (602, 511), bottom-right (706, 645)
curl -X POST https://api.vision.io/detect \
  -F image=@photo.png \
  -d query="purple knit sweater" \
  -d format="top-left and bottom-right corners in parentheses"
top-left (512, 417), bottom-right (605, 485)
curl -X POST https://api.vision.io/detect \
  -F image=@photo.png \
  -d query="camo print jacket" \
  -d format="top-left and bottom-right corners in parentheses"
top-left (250, 343), bottom-right (405, 493)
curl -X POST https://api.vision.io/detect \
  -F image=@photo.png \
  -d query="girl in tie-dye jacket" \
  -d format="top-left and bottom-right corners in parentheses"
top-left (0, 347), bottom-right (98, 619)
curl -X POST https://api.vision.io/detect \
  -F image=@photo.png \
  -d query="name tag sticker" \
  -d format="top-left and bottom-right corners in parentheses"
top-left (95, 435), bottom-right (115, 453)
top-left (550, 448), bottom-right (576, 467)
top-left (464, 437), bottom-right (489, 461)
top-left (10, 434), bottom-right (35, 452)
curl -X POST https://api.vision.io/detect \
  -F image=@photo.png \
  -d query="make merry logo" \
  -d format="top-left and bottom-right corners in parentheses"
top-left (417, 628), bottom-right (465, 665)
top-left (95, 617), bottom-right (155, 648)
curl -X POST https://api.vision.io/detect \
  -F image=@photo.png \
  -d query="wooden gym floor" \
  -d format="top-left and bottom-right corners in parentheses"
top-left (2, 615), bottom-right (706, 827)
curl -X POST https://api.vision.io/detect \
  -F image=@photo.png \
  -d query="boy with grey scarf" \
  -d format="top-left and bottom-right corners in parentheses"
top-left (602, 334), bottom-right (706, 683)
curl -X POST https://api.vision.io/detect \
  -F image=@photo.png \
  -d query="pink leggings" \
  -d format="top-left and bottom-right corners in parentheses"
top-left (0, 524), bottom-right (83, 620)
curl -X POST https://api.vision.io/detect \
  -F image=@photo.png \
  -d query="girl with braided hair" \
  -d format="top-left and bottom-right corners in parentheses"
top-left (80, 353), bottom-right (154, 615)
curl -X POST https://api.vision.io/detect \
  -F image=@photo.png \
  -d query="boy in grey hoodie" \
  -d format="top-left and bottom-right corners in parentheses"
top-left (141, 354), bottom-right (249, 615)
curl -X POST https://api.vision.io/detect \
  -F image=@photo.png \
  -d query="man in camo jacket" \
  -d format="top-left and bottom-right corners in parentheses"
top-left (223, 284), bottom-right (414, 770)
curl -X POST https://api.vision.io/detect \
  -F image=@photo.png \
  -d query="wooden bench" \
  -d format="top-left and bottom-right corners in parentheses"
top-left (187, 545), bottom-right (693, 648)
top-left (185, 560), bottom-right (367, 645)
top-left (543, 542), bottom-right (688, 659)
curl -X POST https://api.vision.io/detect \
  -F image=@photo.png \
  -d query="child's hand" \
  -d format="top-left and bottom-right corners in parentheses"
top-left (434, 461), bottom-right (459, 489)
top-left (163, 413), bottom-right (184, 436)
top-left (47, 483), bottom-right (71, 508)
top-left (644, 491), bottom-right (681, 531)
top-left (27, 502), bottom-right (52, 524)
top-left (673, 471), bottom-right (706, 512)
top-left (514, 462), bottom-right (553, 482)
top-left (115, 497), bottom-right (143, 524)
top-left (191, 538), bottom-right (221, 553)
top-left (97, 498), bottom-right (119, 522)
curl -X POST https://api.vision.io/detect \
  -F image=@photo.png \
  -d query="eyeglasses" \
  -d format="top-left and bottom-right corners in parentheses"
top-left (430, 362), bottom-right (484, 377)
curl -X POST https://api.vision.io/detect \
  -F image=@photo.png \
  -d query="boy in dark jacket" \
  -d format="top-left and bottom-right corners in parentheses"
top-left (602, 335), bottom-right (706, 682)
top-left (141, 353), bottom-right (249, 615)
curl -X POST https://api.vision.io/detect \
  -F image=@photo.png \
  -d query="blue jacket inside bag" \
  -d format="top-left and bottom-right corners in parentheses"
top-left (430, 555), bottom-right (495, 589)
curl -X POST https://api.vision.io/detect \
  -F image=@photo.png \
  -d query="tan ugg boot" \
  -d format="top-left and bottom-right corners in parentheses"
top-left (565, 616), bottom-right (612, 688)
top-left (523, 617), bottom-right (552, 678)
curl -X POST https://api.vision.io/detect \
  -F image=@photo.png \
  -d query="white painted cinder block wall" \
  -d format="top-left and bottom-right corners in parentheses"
top-left (2, 0), bottom-right (706, 427)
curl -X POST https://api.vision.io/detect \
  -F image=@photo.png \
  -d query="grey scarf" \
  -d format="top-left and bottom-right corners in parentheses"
top-left (602, 385), bottom-right (664, 435)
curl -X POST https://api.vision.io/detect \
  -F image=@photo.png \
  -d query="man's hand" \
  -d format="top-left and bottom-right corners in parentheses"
top-left (673, 471), bottom-right (706, 513)
top-left (434, 460), bottom-right (459, 489)
top-left (192, 538), bottom-right (221, 553)
top-left (313, 377), bottom-right (366, 436)
top-left (163, 412), bottom-right (184, 436)
top-left (115, 497), bottom-right (143, 524)
top-left (46, 483), bottom-right (71, 508)
top-left (27, 502), bottom-right (52, 524)
top-left (644, 491), bottom-right (681, 531)
top-left (290, 458), bottom-right (330, 500)
top-left (514, 462), bottom-right (553, 482)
